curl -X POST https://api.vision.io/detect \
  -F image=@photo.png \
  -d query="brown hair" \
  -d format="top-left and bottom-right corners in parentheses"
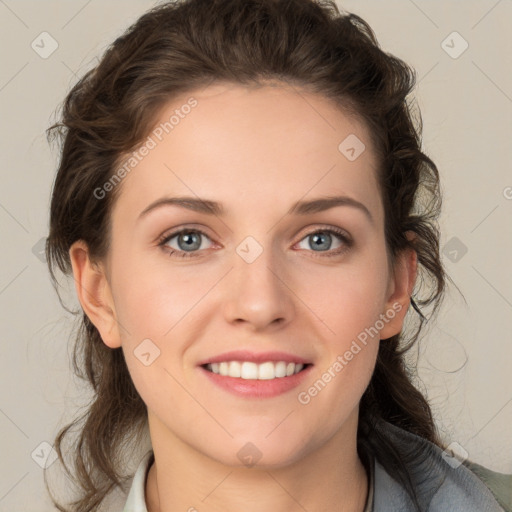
top-left (45, 0), bottom-right (457, 510)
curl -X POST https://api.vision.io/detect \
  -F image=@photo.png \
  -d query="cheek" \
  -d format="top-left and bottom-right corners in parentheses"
top-left (296, 256), bottom-right (389, 340)
top-left (111, 253), bottom-right (211, 339)
top-left (297, 266), bottom-right (384, 422)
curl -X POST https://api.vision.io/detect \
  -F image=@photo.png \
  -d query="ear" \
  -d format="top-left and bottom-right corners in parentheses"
top-left (69, 240), bottom-right (122, 349)
top-left (379, 232), bottom-right (418, 340)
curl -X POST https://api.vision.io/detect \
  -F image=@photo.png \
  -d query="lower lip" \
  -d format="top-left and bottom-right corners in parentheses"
top-left (198, 364), bottom-right (313, 399)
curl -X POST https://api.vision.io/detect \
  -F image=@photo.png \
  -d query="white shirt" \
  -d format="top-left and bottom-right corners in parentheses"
top-left (123, 449), bottom-right (153, 512)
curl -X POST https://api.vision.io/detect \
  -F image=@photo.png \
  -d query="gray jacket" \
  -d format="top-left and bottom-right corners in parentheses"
top-left (370, 419), bottom-right (508, 511)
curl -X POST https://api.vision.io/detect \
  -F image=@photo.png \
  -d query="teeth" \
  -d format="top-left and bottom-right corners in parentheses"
top-left (206, 361), bottom-right (305, 380)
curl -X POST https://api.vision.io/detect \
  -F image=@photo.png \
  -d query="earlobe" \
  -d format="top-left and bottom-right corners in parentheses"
top-left (68, 240), bottom-right (122, 349)
top-left (379, 242), bottom-right (418, 340)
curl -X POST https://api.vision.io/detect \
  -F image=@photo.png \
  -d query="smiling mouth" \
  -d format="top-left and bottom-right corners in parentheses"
top-left (201, 361), bottom-right (313, 380)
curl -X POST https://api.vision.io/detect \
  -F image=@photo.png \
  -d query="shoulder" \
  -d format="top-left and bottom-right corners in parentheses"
top-left (371, 420), bottom-right (507, 512)
top-left (462, 459), bottom-right (512, 512)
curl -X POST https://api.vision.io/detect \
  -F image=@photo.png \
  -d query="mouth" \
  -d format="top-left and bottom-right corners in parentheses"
top-left (198, 360), bottom-right (314, 399)
top-left (201, 361), bottom-right (313, 380)
top-left (196, 349), bottom-right (314, 398)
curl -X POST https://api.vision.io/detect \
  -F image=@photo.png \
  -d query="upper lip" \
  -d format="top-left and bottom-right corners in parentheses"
top-left (197, 350), bottom-right (312, 366)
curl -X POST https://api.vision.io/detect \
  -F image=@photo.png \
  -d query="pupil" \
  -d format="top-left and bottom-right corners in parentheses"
top-left (311, 232), bottom-right (330, 251)
top-left (179, 232), bottom-right (201, 251)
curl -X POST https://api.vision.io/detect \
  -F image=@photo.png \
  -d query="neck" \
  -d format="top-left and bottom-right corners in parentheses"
top-left (145, 410), bottom-right (369, 512)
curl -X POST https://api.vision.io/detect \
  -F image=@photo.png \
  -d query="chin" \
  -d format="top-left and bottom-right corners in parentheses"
top-left (203, 435), bottom-right (310, 470)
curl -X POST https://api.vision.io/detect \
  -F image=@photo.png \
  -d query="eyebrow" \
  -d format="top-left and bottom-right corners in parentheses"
top-left (138, 195), bottom-right (374, 224)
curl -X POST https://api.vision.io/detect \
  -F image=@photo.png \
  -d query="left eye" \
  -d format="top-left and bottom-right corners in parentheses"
top-left (295, 228), bottom-right (351, 256)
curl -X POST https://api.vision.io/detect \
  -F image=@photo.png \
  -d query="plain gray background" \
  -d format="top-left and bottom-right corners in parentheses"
top-left (0, 0), bottom-right (511, 510)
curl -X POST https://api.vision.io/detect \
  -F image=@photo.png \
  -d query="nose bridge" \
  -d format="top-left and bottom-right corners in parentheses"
top-left (223, 234), bottom-right (294, 328)
top-left (236, 237), bottom-right (280, 287)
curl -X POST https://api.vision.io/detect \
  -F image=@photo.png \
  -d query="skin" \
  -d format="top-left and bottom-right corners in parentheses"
top-left (69, 82), bottom-right (417, 512)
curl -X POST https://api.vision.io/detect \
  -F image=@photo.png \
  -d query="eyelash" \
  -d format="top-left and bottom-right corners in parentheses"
top-left (157, 227), bottom-right (353, 259)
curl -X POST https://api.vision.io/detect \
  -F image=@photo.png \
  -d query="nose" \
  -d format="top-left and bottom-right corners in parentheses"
top-left (222, 244), bottom-right (295, 331)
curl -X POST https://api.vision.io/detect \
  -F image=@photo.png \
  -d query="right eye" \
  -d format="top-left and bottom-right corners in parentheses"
top-left (158, 228), bottom-right (214, 258)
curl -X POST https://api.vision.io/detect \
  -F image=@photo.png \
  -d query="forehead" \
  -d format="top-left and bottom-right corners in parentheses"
top-left (113, 82), bottom-right (383, 224)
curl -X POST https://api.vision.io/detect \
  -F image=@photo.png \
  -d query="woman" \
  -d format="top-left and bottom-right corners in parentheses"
top-left (44, 0), bottom-right (508, 511)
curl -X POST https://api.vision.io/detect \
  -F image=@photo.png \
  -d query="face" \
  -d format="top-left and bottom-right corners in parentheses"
top-left (73, 82), bottom-right (413, 468)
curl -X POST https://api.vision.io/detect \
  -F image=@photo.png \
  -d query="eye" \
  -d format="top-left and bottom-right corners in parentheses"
top-left (158, 228), bottom-right (213, 258)
top-left (157, 226), bottom-right (352, 259)
top-left (295, 228), bottom-right (352, 257)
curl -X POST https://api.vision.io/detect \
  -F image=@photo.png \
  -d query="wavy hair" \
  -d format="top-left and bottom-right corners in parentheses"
top-left (45, 0), bottom-right (457, 510)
